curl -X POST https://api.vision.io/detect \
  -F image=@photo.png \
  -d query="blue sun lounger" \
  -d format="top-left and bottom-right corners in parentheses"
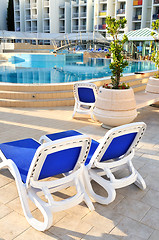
top-left (40, 122), bottom-right (147, 205)
top-left (0, 134), bottom-right (94, 231)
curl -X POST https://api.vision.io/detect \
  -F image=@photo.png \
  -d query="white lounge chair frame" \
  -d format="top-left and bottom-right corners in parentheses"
top-left (83, 122), bottom-right (147, 205)
top-left (72, 82), bottom-right (98, 120)
top-left (0, 135), bottom-right (94, 231)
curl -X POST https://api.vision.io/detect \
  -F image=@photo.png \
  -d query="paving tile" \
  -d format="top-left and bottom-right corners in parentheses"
top-left (48, 215), bottom-right (92, 240)
top-left (116, 184), bottom-right (148, 201)
top-left (0, 202), bottom-right (13, 219)
top-left (113, 197), bottom-right (150, 221)
top-left (110, 217), bottom-right (153, 240)
top-left (141, 189), bottom-right (159, 209)
top-left (148, 230), bottom-right (159, 240)
top-left (144, 175), bottom-right (159, 192)
top-left (141, 207), bottom-right (159, 231)
top-left (0, 211), bottom-right (30, 240)
top-left (81, 226), bottom-right (119, 240)
top-left (6, 197), bottom-right (37, 215)
top-left (82, 209), bottom-right (123, 234)
top-left (14, 227), bottom-right (61, 240)
top-left (0, 182), bottom-right (18, 204)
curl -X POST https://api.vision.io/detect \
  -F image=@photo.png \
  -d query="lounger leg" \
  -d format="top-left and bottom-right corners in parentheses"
top-left (83, 167), bottom-right (116, 205)
top-left (0, 160), bottom-right (53, 231)
top-left (127, 159), bottom-right (146, 190)
top-left (77, 174), bottom-right (94, 211)
top-left (72, 102), bottom-right (77, 118)
top-left (134, 170), bottom-right (146, 190)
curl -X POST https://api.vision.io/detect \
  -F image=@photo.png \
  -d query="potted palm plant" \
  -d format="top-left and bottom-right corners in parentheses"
top-left (146, 19), bottom-right (159, 93)
top-left (93, 16), bottom-right (137, 127)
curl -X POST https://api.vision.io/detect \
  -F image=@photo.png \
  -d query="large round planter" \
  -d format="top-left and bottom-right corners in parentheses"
top-left (145, 76), bottom-right (159, 93)
top-left (93, 87), bottom-right (137, 127)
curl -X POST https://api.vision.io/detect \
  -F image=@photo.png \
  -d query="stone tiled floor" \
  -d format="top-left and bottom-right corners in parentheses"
top-left (0, 105), bottom-right (159, 240)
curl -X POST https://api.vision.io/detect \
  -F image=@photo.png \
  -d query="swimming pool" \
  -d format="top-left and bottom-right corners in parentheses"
top-left (0, 53), bottom-right (156, 84)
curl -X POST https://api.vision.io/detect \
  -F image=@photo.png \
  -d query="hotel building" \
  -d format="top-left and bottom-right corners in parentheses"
top-left (13, 0), bottom-right (159, 35)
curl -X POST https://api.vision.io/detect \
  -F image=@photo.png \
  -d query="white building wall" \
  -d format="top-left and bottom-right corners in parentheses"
top-left (0, 0), bottom-right (9, 30)
top-left (11, 0), bottom-right (159, 36)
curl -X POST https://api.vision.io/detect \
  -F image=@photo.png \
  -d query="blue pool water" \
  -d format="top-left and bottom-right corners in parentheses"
top-left (0, 53), bottom-right (156, 84)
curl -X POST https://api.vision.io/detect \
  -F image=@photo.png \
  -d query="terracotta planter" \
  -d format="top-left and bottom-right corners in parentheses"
top-left (145, 76), bottom-right (159, 94)
top-left (93, 87), bottom-right (137, 127)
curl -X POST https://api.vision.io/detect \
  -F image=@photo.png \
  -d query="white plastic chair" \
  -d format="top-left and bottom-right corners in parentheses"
top-left (72, 82), bottom-right (98, 120)
top-left (40, 122), bottom-right (147, 206)
top-left (0, 135), bottom-right (94, 231)
top-left (83, 122), bottom-right (147, 205)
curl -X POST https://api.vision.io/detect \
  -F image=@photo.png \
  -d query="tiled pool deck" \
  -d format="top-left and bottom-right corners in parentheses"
top-left (0, 105), bottom-right (159, 240)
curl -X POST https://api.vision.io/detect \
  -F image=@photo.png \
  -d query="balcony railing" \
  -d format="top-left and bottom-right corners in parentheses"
top-left (15, 16), bottom-right (20, 21)
top-left (117, 9), bottom-right (125, 14)
top-left (95, 24), bottom-right (106, 30)
top-left (59, 26), bottom-right (65, 32)
top-left (152, 13), bottom-right (159, 19)
top-left (26, 15), bottom-right (31, 20)
top-left (72, 26), bottom-right (78, 31)
top-left (80, 25), bottom-right (86, 30)
top-left (99, 11), bottom-right (107, 16)
top-left (31, 3), bottom-right (37, 8)
top-left (59, 14), bottom-right (65, 19)
top-left (25, 4), bottom-right (31, 8)
top-left (133, 0), bottom-right (142, 6)
top-left (133, 15), bottom-right (142, 20)
top-left (26, 27), bottom-right (31, 31)
top-left (154, 0), bottom-right (159, 4)
top-left (15, 5), bottom-right (20, 10)
top-left (32, 14), bottom-right (37, 19)
top-left (44, 13), bottom-right (49, 18)
top-left (44, 1), bottom-right (49, 7)
top-left (72, 13), bottom-right (79, 18)
top-left (32, 26), bottom-right (37, 31)
top-left (80, 12), bottom-right (86, 17)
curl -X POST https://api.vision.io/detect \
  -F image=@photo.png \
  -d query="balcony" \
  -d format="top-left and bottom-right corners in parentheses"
top-left (95, 24), bottom-right (106, 30)
top-left (99, 11), bottom-right (107, 16)
top-left (32, 26), bottom-right (37, 32)
top-left (152, 13), bottom-right (159, 19)
top-left (26, 15), bottom-right (31, 20)
top-left (25, 4), bottom-right (31, 8)
top-left (32, 14), bottom-right (37, 19)
top-left (72, 13), bottom-right (79, 18)
top-left (154, 0), bottom-right (159, 4)
top-left (72, 26), bottom-right (78, 31)
top-left (44, 26), bottom-right (50, 31)
top-left (15, 5), bottom-right (20, 10)
top-left (116, 9), bottom-right (125, 14)
top-left (59, 26), bottom-right (65, 32)
top-left (59, 14), bottom-right (65, 19)
top-left (44, 0), bottom-right (49, 7)
top-left (44, 13), bottom-right (49, 19)
top-left (133, 15), bottom-right (142, 20)
top-left (26, 26), bottom-right (31, 31)
top-left (133, 0), bottom-right (142, 6)
top-left (15, 16), bottom-right (20, 21)
top-left (80, 25), bottom-right (86, 30)
top-left (80, 12), bottom-right (86, 17)
top-left (31, 3), bottom-right (37, 8)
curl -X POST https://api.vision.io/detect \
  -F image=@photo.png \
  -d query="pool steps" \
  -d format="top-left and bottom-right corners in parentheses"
top-left (0, 71), bottom-right (156, 107)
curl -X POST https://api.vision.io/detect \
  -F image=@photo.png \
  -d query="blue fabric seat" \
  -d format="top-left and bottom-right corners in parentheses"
top-left (45, 130), bottom-right (137, 165)
top-left (0, 137), bottom-right (81, 183)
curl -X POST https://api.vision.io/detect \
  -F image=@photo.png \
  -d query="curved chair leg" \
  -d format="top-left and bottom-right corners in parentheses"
top-left (134, 170), bottom-right (146, 190)
top-left (0, 160), bottom-right (53, 231)
top-left (72, 103), bottom-right (77, 118)
top-left (83, 168), bottom-right (116, 205)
